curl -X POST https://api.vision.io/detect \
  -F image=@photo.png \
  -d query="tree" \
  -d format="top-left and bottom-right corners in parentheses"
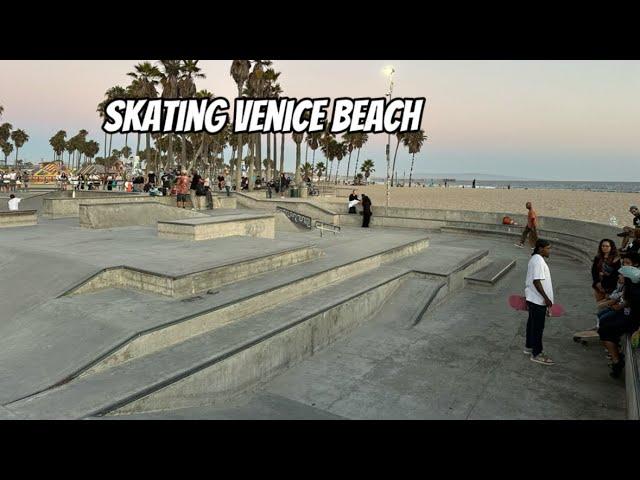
top-left (84, 140), bottom-right (100, 164)
top-left (333, 141), bottom-right (348, 184)
top-left (360, 159), bottom-right (375, 184)
top-left (128, 61), bottom-right (161, 167)
top-left (391, 132), bottom-right (405, 186)
top-left (178, 60), bottom-right (206, 167)
top-left (402, 130), bottom-right (427, 187)
top-left (292, 132), bottom-right (304, 185)
top-left (342, 132), bottom-right (358, 183)
top-left (159, 60), bottom-right (182, 167)
top-left (300, 161), bottom-right (313, 180)
top-left (319, 129), bottom-right (335, 183)
top-left (99, 86), bottom-right (126, 158)
top-left (315, 161), bottom-right (326, 181)
top-left (352, 132), bottom-right (369, 183)
top-left (49, 130), bottom-right (67, 162)
top-left (1, 141), bottom-right (13, 165)
top-left (230, 60), bottom-right (252, 190)
top-left (306, 132), bottom-right (322, 173)
top-left (0, 123), bottom-right (12, 164)
top-left (10, 129), bottom-right (29, 166)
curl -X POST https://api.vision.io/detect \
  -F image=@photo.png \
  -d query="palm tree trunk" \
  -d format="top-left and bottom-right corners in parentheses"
top-left (273, 132), bottom-right (278, 178)
top-left (354, 148), bottom-right (361, 182)
top-left (279, 133), bottom-right (284, 179)
top-left (136, 133), bottom-right (141, 159)
top-left (256, 133), bottom-right (262, 184)
top-left (168, 134), bottom-right (174, 168)
top-left (409, 153), bottom-right (415, 187)
top-left (104, 131), bottom-right (107, 159)
top-left (266, 132), bottom-right (271, 180)
top-left (312, 149), bottom-right (316, 174)
top-left (391, 137), bottom-right (401, 187)
top-left (108, 134), bottom-right (113, 157)
top-left (146, 133), bottom-right (151, 175)
top-left (15, 147), bottom-right (19, 165)
top-left (181, 134), bottom-right (187, 169)
top-left (295, 141), bottom-right (301, 185)
top-left (305, 142), bottom-right (308, 166)
top-left (248, 136), bottom-right (254, 191)
top-left (345, 150), bottom-right (353, 185)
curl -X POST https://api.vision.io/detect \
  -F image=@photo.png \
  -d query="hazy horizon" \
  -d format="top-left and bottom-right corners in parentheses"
top-left (1, 60), bottom-right (639, 182)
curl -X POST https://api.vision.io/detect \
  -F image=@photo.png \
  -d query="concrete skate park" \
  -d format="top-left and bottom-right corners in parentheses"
top-left (0, 188), bottom-right (637, 420)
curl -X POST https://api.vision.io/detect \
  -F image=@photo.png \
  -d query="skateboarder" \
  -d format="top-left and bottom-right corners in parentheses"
top-left (524, 239), bottom-right (555, 365)
top-left (516, 202), bottom-right (538, 248)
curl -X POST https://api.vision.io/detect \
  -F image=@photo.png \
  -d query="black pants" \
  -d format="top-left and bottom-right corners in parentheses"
top-left (526, 301), bottom-right (547, 356)
top-left (348, 206), bottom-right (356, 214)
top-left (362, 212), bottom-right (371, 227)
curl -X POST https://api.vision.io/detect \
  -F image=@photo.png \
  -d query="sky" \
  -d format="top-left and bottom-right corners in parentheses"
top-left (0, 60), bottom-right (639, 181)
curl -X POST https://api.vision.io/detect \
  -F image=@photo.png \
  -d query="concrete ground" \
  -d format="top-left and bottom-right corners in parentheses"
top-left (116, 234), bottom-right (626, 420)
top-left (0, 193), bottom-right (627, 418)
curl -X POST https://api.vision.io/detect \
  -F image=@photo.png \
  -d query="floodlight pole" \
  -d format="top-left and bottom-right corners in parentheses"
top-left (385, 68), bottom-right (395, 216)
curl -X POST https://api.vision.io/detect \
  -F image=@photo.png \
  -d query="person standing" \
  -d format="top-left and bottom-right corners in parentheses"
top-left (472, 178), bottom-right (476, 189)
top-left (189, 169), bottom-right (202, 210)
top-left (175, 170), bottom-right (191, 208)
top-left (619, 205), bottom-right (640, 250)
top-left (524, 239), bottom-right (555, 365)
top-left (516, 201), bottom-right (538, 248)
top-left (361, 194), bottom-right (372, 228)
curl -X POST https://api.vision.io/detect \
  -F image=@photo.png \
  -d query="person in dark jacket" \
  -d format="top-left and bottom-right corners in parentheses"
top-left (591, 239), bottom-right (621, 302)
top-left (361, 194), bottom-right (372, 228)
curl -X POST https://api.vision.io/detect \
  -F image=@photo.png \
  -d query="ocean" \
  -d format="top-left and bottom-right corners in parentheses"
top-left (378, 179), bottom-right (640, 193)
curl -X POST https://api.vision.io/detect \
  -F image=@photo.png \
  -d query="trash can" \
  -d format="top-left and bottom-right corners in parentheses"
top-left (290, 187), bottom-right (300, 198)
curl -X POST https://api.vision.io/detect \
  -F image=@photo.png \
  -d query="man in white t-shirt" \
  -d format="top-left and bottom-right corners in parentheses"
top-left (524, 238), bottom-right (555, 365)
top-left (8, 194), bottom-right (21, 211)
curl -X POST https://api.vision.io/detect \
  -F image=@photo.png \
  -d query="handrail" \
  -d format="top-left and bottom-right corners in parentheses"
top-left (315, 220), bottom-right (341, 237)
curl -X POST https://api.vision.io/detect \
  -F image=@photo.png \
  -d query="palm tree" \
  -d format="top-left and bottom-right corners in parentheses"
top-left (127, 62), bottom-right (161, 172)
top-left (1, 141), bottom-right (13, 165)
top-left (230, 60), bottom-right (252, 189)
top-left (352, 132), bottom-right (368, 183)
top-left (306, 132), bottom-right (322, 174)
top-left (315, 161), bottom-right (326, 181)
top-left (10, 129), bottom-right (29, 166)
top-left (158, 60), bottom-right (182, 167)
top-left (319, 129), bottom-right (335, 183)
top-left (300, 161), bottom-right (313, 180)
top-left (0, 123), bottom-right (12, 165)
top-left (99, 86), bottom-right (126, 158)
top-left (333, 141), bottom-right (348, 184)
top-left (391, 132), bottom-right (405, 187)
top-left (342, 132), bottom-right (358, 184)
top-left (402, 130), bottom-right (427, 187)
top-left (177, 60), bottom-right (206, 167)
top-left (360, 159), bottom-right (375, 184)
top-left (49, 130), bottom-right (67, 162)
top-left (83, 140), bottom-right (100, 165)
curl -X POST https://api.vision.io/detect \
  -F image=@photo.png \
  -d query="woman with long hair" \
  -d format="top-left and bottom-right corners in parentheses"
top-left (591, 239), bottom-right (621, 302)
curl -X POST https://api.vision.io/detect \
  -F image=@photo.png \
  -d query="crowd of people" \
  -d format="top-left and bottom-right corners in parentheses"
top-left (0, 169), bottom-right (29, 192)
top-left (521, 204), bottom-right (640, 377)
top-left (589, 207), bottom-right (640, 378)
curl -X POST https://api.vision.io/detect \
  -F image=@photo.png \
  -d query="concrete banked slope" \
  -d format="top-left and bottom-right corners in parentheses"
top-left (1, 226), bottom-right (492, 419)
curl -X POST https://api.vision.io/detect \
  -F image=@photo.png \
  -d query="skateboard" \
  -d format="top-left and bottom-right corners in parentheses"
top-left (508, 295), bottom-right (566, 317)
top-left (573, 329), bottom-right (600, 346)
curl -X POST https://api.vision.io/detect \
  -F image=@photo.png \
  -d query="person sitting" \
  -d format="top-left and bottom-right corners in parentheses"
top-left (7, 194), bottom-right (21, 211)
top-left (591, 239), bottom-right (621, 302)
top-left (618, 205), bottom-right (640, 250)
top-left (348, 189), bottom-right (359, 214)
top-left (598, 265), bottom-right (640, 378)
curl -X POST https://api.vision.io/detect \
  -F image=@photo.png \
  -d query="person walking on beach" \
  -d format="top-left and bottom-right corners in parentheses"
top-left (361, 194), bottom-right (372, 227)
top-left (524, 239), bottom-right (555, 365)
top-left (516, 202), bottom-right (538, 248)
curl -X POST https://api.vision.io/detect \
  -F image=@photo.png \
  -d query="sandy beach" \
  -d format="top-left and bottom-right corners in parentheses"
top-left (321, 184), bottom-right (639, 227)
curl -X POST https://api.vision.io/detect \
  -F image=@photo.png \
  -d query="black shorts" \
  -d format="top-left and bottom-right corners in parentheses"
top-left (177, 193), bottom-right (188, 202)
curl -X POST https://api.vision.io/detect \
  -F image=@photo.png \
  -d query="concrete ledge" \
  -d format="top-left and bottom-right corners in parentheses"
top-left (625, 335), bottom-right (640, 420)
top-left (157, 213), bottom-right (276, 240)
top-left (0, 210), bottom-right (37, 228)
top-left (465, 258), bottom-right (516, 286)
top-left (63, 245), bottom-right (323, 298)
top-left (234, 192), bottom-right (340, 225)
top-left (42, 194), bottom-right (175, 219)
top-left (79, 202), bottom-right (207, 229)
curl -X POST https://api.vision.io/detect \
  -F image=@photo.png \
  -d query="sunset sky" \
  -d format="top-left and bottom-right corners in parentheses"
top-left (1, 60), bottom-right (639, 181)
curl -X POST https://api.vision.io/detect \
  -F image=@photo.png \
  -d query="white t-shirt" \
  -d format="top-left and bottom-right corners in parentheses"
top-left (525, 254), bottom-right (554, 306)
top-left (8, 197), bottom-right (21, 211)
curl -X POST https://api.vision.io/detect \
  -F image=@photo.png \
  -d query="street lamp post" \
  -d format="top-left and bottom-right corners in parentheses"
top-left (384, 66), bottom-right (395, 216)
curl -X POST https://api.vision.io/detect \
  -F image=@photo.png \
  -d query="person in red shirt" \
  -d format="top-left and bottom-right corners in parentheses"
top-left (516, 202), bottom-right (538, 248)
top-left (175, 170), bottom-right (191, 208)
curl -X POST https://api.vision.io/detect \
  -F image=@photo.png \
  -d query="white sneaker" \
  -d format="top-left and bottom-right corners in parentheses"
top-left (530, 353), bottom-right (555, 365)
top-left (523, 347), bottom-right (532, 355)
top-left (515, 243), bottom-right (524, 248)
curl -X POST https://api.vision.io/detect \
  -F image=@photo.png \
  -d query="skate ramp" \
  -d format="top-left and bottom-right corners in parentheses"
top-left (79, 202), bottom-right (208, 229)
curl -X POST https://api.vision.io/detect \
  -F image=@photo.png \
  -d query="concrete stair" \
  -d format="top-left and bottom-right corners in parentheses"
top-left (464, 258), bottom-right (516, 287)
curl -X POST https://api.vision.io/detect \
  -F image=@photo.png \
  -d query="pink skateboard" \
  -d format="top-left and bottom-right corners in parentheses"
top-left (508, 295), bottom-right (565, 317)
